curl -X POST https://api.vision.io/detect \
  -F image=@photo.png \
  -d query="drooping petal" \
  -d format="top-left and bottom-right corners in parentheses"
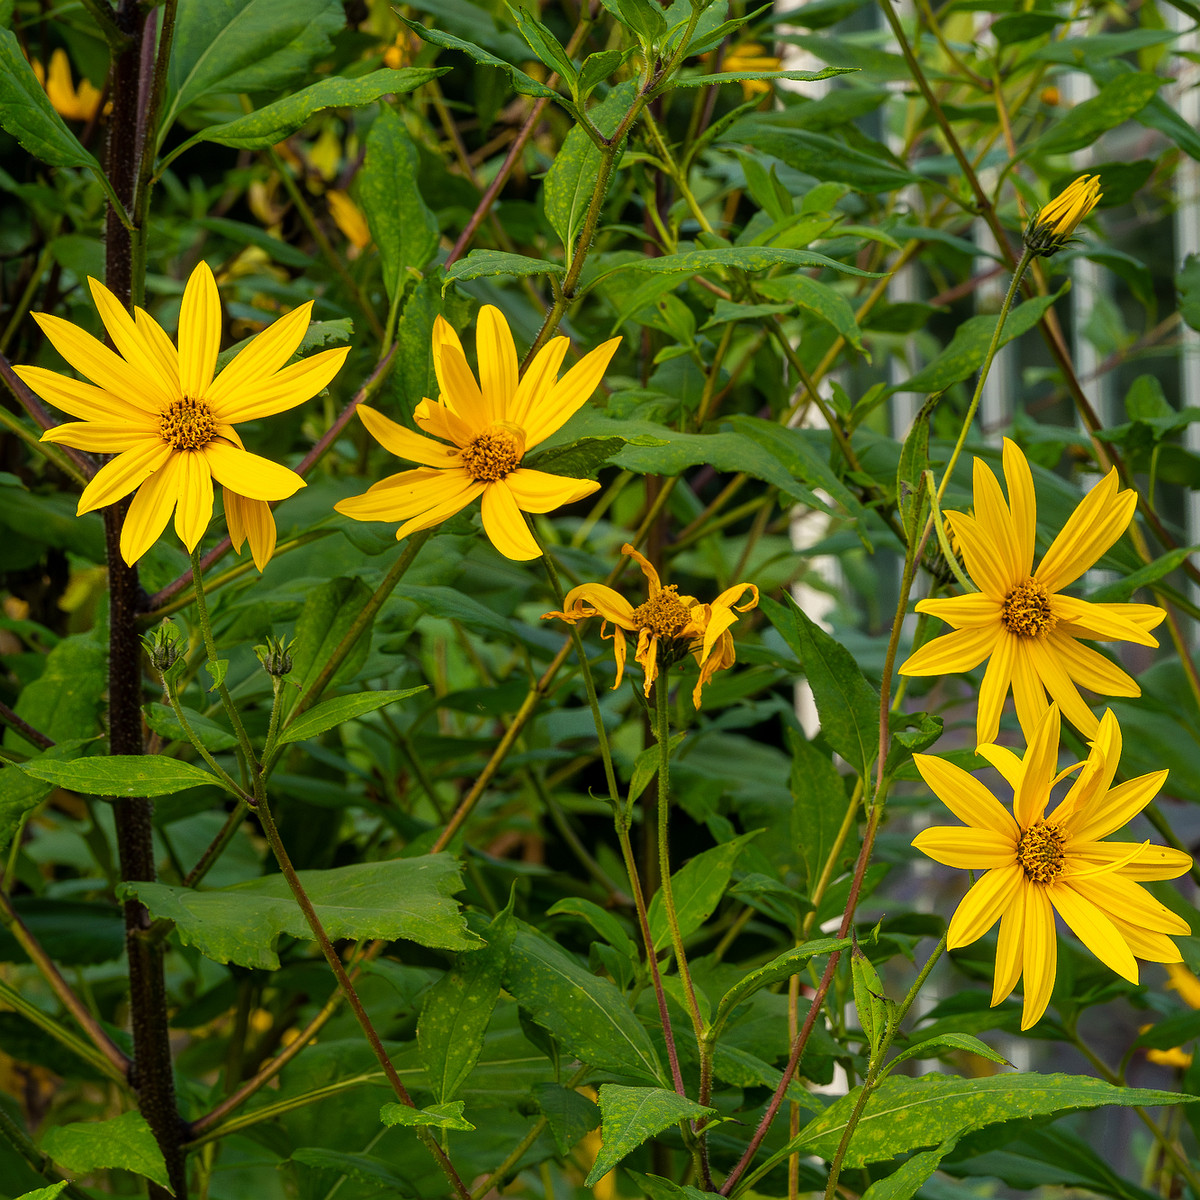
top-left (14, 365), bottom-right (155, 424)
top-left (1108, 914), bottom-right (1185, 963)
top-left (508, 336), bottom-right (570, 429)
top-left (1065, 840), bottom-right (1192, 882)
top-left (912, 754), bottom-right (1019, 837)
top-left (87, 277), bottom-right (178, 407)
top-left (1069, 770), bottom-right (1169, 842)
top-left (915, 592), bottom-right (1003, 629)
top-left (202, 441), bottom-right (305, 501)
top-left (634, 627), bottom-right (660, 697)
top-left (522, 337), bottom-right (621, 448)
top-left (120, 454), bottom-right (183, 565)
top-left (911, 826), bottom-right (1017, 869)
top-left (1022, 637), bottom-right (1099, 738)
top-left (77, 440), bottom-right (173, 514)
top-left (972, 456), bottom-right (1024, 588)
top-left (947, 864), bottom-right (1023, 948)
top-left (205, 301), bottom-right (314, 410)
top-left (41, 422), bottom-right (159, 453)
top-left (174, 450), bottom-right (214, 551)
top-left (992, 897), bottom-right (1025, 1006)
top-left (354, 405), bottom-right (459, 467)
top-left (434, 341), bottom-right (489, 432)
top-left (1049, 634), bottom-right (1141, 698)
top-left (1010, 640), bottom-right (1050, 743)
top-left (946, 511), bottom-right (1016, 599)
top-left (621, 542), bottom-right (663, 595)
top-left (1014, 702), bottom-right (1060, 829)
top-left (1049, 882), bottom-right (1139, 983)
top-left (899, 624), bottom-right (1000, 677)
top-left (1035, 470), bottom-right (1136, 593)
top-left (208, 346), bottom-right (350, 423)
top-left (1019, 883), bottom-right (1057, 1029)
top-left (545, 582), bottom-right (637, 629)
top-left (178, 260), bottom-right (222, 400)
top-left (225, 491), bottom-right (277, 571)
top-left (481, 481), bottom-right (541, 560)
top-left (30, 313), bottom-right (164, 414)
top-left (976, 631), bottom-right (1016, 746)
top-left (1002, 438), bottom-right (1037, 578)
top-left (1070, 872), bottom-right (1191, 936)
top-left (475, 305), bottom-right (519, 423)
top-left (503, 468), bottom-right (600, 513)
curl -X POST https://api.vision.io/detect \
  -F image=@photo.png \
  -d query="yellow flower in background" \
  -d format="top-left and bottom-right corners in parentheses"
top-left (899, 438), bottom-right (1164, 746)
top-left (913, 704), bottom-right (1192, 1030)
top-left (328, 190), bottom-right (371, 256)
top-left (335, 306), bottom-right (619, 560)
top-left (1025, 174), bottom-right (1102, 257)
top-left (708, 41), bottom-right (782, 97)
top-left (18, 262), bottom-right (349, 568)
top-left (1144, 962), bottom-right (1200, 1067)
top-left (543, 543), bottom-right (759, 707)
top-left (31, 49), bottom-right (106, 122)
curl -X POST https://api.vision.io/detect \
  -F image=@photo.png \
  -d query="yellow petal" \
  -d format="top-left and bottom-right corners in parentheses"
top-left (946, 511), bottom-right (1015, 599)
top-left (976, 631), bottom-right (1015, 746)
top-left (87, 277), bottom-right (178, 408)
top-left (948, 863), bottom-right (1022, 948)
top-left (337, 467), bottom-right (479, 521)
top-left (431, 314), bottom-right (467, 394)
top-left (522, 337), bottom-right (621, 448)
top-left (1070, 873), bottom-right (1191, 936)
top-left (1052, 595), bottom-right (1161, 649)
top-left (915, 592), bottom-right (1002, 629)
top-left (1010, 640), bottom-right (1050, 743)
top-left (392, 482), bottom-right (485, 542)
top-left (1035, 470), bottom-right (1136, 593)
top-left (178, 261), bottom-right (222, 400)
top-left (30, 313), bottom-right (163, 414)
top-left (1014, 702), bottom-right (1060, 829)
top-left (1002, 438), bottom-right (1037, 578)
top-left (1047, 634), bottom-right (1140, 698)
top-left (634, 627), bottom-right (659, 697)
top-left (120, 454), bottom-right (183, 565)
top-left (972, 456), bottom-right (1023, 588)
top-left (42, 422), bottom-right (157, 453)
top-left (508, 337), bottom-right (570, 429)
top-left (208, 345), bottom-right (350, 423)
top-left (14, 365), bottom-right (153, 425)
top-left (898, 624), bottom-right (1000, 677)
top-left (912, 826), bottom-right (1017, 869)
top-left (476, 305), bottom-right (519, 423)
top-left (993, 898), bottom-right (1025, 1006)
top-left (546, 583), bottom-right (637, 629)
top-left (134, 307), bottom-right (181, 387)
top-left (503, 468), bottom-right (600, 512)
top-left (1022, 637), bottom-right (1099, 739)
top-left (356, 404), bottom-right (458, 467)
top-left (174, 450), bottom-right (214, 552)
top-left (1049, 882), bottom-right (1138, 983)
top-left (977, 742), bottom-right (1023, 791)
top-left (481, 481), bottom-right (541, 560)
top-left (77, 440), bottom-right (173, 514)
top-left (1070, 770), bottom-right (1169, 842)
top-left (205, 301), bottom-right (314, 410)
top-left (912, 754), bottom-right (1019, 837)
top-left (1019, 883), bottom-right (1057, 1029)
top-left (621, 542), bottom-right (663, 595)
top-left (202, 441), bottom-right (304, 501)
top-left (434, 340), bottom-right (488, 432)
top-left (1109, 916), bottom-right (1183, 963)
top-left (1066, 840), bottom-right (1192, 882)
top-left (414, 398), bottom-right (474, 448)
top-left (1050, 708), bottom-right (1121, 828)
top-left (224, 490), bottom-right (277, 571)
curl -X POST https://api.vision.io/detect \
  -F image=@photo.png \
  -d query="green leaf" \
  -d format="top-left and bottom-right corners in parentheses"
top-left (523, 435), bottom-right (639, 478)
top-left (628, 731), bottom-right (685, 806)
top-left (504, 923), bottom-right (663, 1083)
top-left (1085, 546), bottom-right (1197, 602)
top-left (0, 29), bottom-right (102, 172)
top-left (360, 107), bottom-right (440, 298)
top-left (599, 0), bottom-right (666, 44)
top-left (896, 397), bottom-right (935, 548)
top-left (893, 1032), bottom-right (1011, 1069)
top-left (192, 67), bottom-right (446, 148)
top-left (547, 897), bottom-right (638, 960)
top-left (757, 274), bottom-right (864, 351)
top-left (278, 687), bottom-right (427, 746)
top-left (533, 1082), bottom-right (602, 1154)
top-left (205, 658), bottom-right (228, 691)
top-left (13, 1185), bottom-right (69, 1200)
top-left (418, 905), bottom-right (514, 1102)
top-left (145, 703), bottom-right (238, 752)
top-left (763, 593), bottom-right (879, 777)
top-left (861, 1136), bottom-right (961, 1200)
top-left (16, 755), bottom-right (219, 798)
top-left (0, 740), bottom-right (92, 857)
top-left (444, 250), bottom-right (566, 288)
top-left (380, 1099), bottom-right (475, 1131)
top-left (579, 49), bottom-right (630, 98)
top-left (852, 946), bottom-right (888, 1056)
top-left (399, 14), bottom-right (559, 99)
top-left (585, 1085), bottom-right (715, 1186)
top-left (1028, 73), bottom-right (1162, 157)
top-left (788, 731), bottom-right (850, 893)
top-left (290, 1148), bottom-right (416, 1193)
top-left (773, 1073), bottom-right (1199, 1170)
top-left (672, 67), bottom-right (855, 87)
top-left (647, 830), bottom-right (759, 951)
top-left (600, 245), bottom-right (883, 283)
top-left (290, 576), bottom-right (375, 708)
top-left (3, 631), bottom-right (106, 754)
top-left (120, 855), bottom-right (481, 969)
top-left (164, 0), bottom-right (345, 132)
top-left (41, 1110), bottom-right (170, 1190)
top-left (891, 287), bottom-right (1066, 397)
top-left (509, 5), bottom-right (577, 83)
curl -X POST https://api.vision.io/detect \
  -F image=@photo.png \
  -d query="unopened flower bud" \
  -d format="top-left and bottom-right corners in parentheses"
top-left (1024, 174), bottom-right (1102, 257)
top-left (255, 634), bottom-right (294, 678)
top-left (142, 620), bottom-right (184, 673)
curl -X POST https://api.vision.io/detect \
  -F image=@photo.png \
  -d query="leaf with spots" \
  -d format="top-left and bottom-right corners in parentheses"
top-left (585, 1085), bottom-right (716, 1186)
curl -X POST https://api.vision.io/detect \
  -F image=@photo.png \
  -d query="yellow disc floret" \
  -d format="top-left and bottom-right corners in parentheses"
top-left (159, 397), bottom-right (216, 451)
top-left (460, 424), bottom-right (524, 482)
top-left (1016, 819), bottom-right (1066, 884)
top-left (1001, 578), bottom-right (1056, 638)
top-left (631, 585), bottom-right (692, 641)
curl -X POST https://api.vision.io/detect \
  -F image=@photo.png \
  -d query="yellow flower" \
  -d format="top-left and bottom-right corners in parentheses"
top-left (17, 262), bottom-right (349, 568)
top-left (335, 306), bottom-right (619, 560)
top-left (913, 703), bottom-right (1192, 1030)
top-left (1143, 962), bottom-right (1200, 1067)
top-left (708, 42), bottom-right (782, 97)
top-left (1025, 174), bottom-right (1102, 256)
top-left (899, 438), bottom-right (1164, 746)
top-left (31, 49), bottom-right (106, 122)
top-left (542, 543), bottom-right (758, 707)
top-left (328, 190), bottom-right (371, 255)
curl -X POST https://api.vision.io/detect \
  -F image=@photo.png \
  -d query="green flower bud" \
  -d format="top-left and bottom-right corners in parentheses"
top-left (142, 619), bottom-right (184, 673)
top-left (255, 634), bottom-right (294, 678)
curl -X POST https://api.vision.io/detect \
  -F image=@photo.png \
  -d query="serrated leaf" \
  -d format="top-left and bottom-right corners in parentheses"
top-left (290, 576), bottom-right (375, 710)
top-left (42, 1110), bottom-right (170, 1190)
top-left (757, 273), bottom-right (864, 351)
top-left (0, 739), bottom-right (92, 856)
top-left (586, 1085), bottom-right (715, 1186)
top-left (788, 730), bottom-right (850, 892)
top-left (444, 250), bottom-right (565, 288)
top-left (523, 435), bottom-right (636, 478)
top-left (852, 946), bottom-right (887, 1055)
top-left (380, 1099), bottom-right (475, 1130)
top-left (894, 1032), bottom-right (1012, 1068)
top-left (120, 855), bottom-right (481, 969)
top-left (1085, 546), bottom-right (1197, 603)
top-left (861, 1135), bottom-right (961, 1200)
top-left (278, 687), bottom-right (427, 745)
top-left (533, 1082), bottom-right (602, 1155)
top-left (509, 5), bottom-right (576, 82)
top-left (205, 658), bottom-right (228, 691)
top-left (193, 67), bottom-right (445, 149)
top-left (627, 730), bottom-right (685, 806)
top-left (1028, 73), bottom-right (1161, 157)
top-left (17, 755), bottom-right (219, 798)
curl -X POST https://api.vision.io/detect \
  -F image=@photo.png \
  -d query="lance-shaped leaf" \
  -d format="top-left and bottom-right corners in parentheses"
top-left (17, 755), bottom-right (220, 798)
top-left (586, 1086), bottom-right (715, 1186)
top-left (42, 1111), bottom-right (170, 1190)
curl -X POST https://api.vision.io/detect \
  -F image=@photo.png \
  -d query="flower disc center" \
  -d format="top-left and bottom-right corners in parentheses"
top-left (461, 426), bottom-right (523, 482)
top-left (160, 397), bottom-right (216, 451)
top-left (631, 585), bottom-right (692, 642)
top-left (1002, 578), bottom-right (1056, 638)
top-left (1017, 819), bottom-right (1066, 884)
